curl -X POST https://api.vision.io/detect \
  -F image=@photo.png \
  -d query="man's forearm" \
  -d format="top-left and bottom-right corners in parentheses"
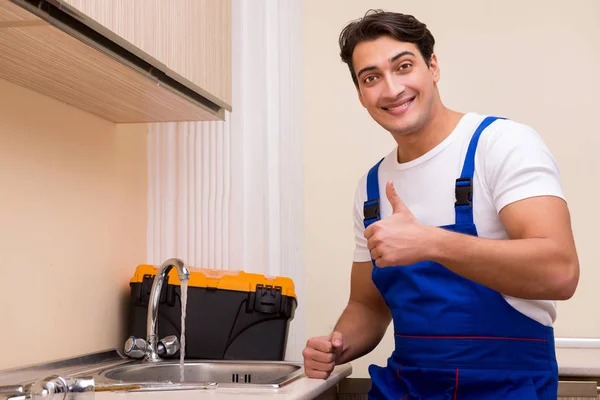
top-left (425, 226), bottom-right (579, 300)
top-left (334, 301), bottom-right (391, 364)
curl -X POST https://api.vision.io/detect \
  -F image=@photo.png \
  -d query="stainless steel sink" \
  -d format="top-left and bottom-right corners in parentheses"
top-left (0, 351), bottom-right (310, 397)
top-left (96, 360), bottom-right (305, 388)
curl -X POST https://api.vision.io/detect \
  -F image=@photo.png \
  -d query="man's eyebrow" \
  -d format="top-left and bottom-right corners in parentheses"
top-left (356, 65), bottom-right (377, 79)
top-left (356, 51), bottom-right (417, 79)
top-left (390, 51), bottom-right (416, 63)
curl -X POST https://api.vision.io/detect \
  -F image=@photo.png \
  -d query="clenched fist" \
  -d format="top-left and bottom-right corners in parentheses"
top-left (302, 331), bottom-right (344, 379)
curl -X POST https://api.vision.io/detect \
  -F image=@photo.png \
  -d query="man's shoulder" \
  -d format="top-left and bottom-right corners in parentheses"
top-left (491, 116), bottom-right (538, 133)
top-left (475, 114), bottom-right (546, 153)
top-left (464, 112), bottom-right (539, 135)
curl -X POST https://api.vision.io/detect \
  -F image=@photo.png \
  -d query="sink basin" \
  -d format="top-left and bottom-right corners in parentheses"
top-left (97, 360), bottom-right (305, 388)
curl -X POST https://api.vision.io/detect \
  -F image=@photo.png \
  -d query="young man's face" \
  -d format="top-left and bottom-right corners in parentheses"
top-left (352, 35), bottom-right (440, 136)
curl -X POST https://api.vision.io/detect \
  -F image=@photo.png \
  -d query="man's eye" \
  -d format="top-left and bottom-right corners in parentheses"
top-left (398, 63), bottom-right (413, 71)
top-left (364, 76), bottom-right (377, 83)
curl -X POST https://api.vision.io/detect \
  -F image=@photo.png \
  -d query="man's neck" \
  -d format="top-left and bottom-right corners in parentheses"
top-left (394, 107), bottom-right (464, 164)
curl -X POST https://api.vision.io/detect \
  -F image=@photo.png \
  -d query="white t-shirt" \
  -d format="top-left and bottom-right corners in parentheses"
top-left (352, 112), bottom-right (565, 326)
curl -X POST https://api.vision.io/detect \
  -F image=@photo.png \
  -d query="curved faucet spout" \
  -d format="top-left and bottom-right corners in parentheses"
top-left (145, 258), bottom-right (190, 362)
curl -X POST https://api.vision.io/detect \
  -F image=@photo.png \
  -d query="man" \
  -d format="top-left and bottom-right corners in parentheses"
top-left (302, 9), bottom-right (580, 400)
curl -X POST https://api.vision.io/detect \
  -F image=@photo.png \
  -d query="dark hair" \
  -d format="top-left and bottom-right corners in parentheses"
top-left (339, 10), bottom-right (435, 86)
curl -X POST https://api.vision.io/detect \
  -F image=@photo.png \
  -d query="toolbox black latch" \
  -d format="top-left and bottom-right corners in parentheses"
top-left (253, 284), bottom-right (282, 314)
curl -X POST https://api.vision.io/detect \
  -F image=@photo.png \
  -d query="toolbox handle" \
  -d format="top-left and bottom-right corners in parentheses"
top-left (193, 267), bottom-right (240, 279)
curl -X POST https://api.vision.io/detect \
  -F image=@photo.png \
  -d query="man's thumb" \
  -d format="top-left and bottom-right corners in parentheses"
top-left (329, 331), bottom-right (343, 356)
top-left (386, 180), bottom-right (404, 214)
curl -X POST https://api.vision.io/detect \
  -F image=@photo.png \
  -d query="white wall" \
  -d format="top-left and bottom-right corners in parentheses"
top-left (302, 0), bottom-right (600, 377)
top-left (145, 0), bottom-right (306, 361)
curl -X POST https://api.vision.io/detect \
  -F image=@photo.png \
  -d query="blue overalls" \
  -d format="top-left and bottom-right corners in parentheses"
top-left (363, 117), bottom-right (558, 400)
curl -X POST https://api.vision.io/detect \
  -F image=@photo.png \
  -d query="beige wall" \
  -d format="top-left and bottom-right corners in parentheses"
top-left (0, 78), bottom-right (147, 370)
top-left (303, 0), bottom-right (600, 377)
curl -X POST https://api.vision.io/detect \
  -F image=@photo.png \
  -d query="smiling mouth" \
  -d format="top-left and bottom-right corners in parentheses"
top-left (382, 97), bottom-right (415, 112)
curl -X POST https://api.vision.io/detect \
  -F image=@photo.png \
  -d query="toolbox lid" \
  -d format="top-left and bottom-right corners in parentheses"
top-left (130, 264), bottom-right (296, 298)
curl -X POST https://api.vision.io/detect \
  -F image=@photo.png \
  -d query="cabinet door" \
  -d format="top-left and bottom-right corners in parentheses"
top-left (60, 0), bottom-right (232, 109)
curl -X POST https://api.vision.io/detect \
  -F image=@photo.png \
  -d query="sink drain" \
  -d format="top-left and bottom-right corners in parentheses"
top-left (232, 373), bottom-right (252, 383)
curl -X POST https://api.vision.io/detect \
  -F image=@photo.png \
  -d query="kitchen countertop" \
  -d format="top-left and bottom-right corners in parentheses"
top-left (0, 351), bottom-right (351, 400)
top-left (93, 364), bottom-right (352, 400)
top-left (2, 347), bottom-right (598, 399)
top-left (557, 347), bottom-right (600, 378)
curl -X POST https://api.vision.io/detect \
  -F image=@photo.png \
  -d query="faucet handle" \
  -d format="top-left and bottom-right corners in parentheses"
top-left (124, 336), bottom-right (148, 359)
top-left (124, 335), bottom-right (180, 359)
top-left (158, 335), bottom-right (180, 357)
top-left (30, 375), bottom-right (94, 399)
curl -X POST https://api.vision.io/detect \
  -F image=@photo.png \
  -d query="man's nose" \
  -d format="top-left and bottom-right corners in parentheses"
top-left (382, 74), bottom-right (406, 99)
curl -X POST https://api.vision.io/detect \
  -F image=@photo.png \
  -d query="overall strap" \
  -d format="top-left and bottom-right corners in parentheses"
top-left (455, 116), bottom-right (505, 225)
top-left (363, 158), bottom-right (384, 229)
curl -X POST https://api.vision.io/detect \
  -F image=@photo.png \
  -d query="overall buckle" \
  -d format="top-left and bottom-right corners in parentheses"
top-left (455, 178), bottom-right (473, 207)
top-left (363, 199), bottom-right (380, 221)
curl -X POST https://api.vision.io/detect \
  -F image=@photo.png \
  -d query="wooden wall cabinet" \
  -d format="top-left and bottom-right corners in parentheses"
top-left (0, 0), bottom-right (231, 123)
top-left (59, 0), bottom-right (232, 110)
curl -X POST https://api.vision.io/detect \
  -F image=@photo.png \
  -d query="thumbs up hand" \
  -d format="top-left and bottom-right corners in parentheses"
top-left (385, 179), bottom-right (410, 215)
top-left (364, 180), bottom-right (432, 267)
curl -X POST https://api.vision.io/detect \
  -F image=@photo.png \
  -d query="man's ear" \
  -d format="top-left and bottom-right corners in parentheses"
top-left (429, 53), bottom-right (440, 83)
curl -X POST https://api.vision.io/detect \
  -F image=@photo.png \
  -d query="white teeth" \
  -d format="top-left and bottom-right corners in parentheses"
top-left (387, 99), bottom-right (412, 111)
